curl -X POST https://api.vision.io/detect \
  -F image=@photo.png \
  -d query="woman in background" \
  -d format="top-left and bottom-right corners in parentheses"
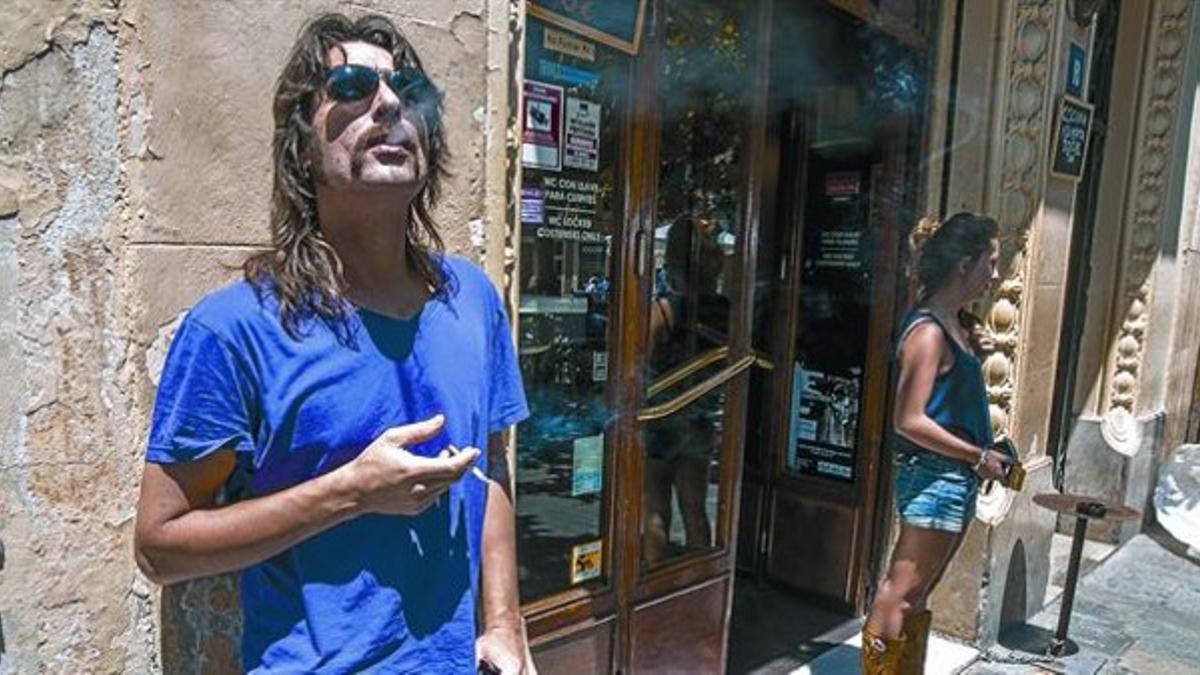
top-left (861, 213), bottom-right (1009, 674)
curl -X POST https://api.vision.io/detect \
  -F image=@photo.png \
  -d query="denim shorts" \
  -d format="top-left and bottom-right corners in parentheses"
top-left (894, 451), bottom-right (979, 533)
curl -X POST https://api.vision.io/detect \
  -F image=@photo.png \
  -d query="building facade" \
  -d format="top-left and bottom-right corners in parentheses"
top-left (0, 0), bottom-right (1197, 672)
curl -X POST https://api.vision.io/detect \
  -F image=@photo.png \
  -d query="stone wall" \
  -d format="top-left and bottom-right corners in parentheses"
top-left (0, 1), bottom-right (515, 671)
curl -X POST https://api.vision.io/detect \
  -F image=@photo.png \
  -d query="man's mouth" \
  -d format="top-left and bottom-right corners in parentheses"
top-left (362, 127), bottom-right (416, 160)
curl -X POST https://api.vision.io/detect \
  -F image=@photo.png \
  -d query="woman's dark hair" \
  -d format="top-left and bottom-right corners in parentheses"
top-left (243, 12), bottom-right (449, 337)
top-left (909, 212), bottom-right (999, 300)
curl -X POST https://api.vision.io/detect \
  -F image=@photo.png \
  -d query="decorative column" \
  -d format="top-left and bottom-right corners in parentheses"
top-left (1103, 0), bottom-right (1194, 426)
top-left (983, 0), bottom-right (1057, 444)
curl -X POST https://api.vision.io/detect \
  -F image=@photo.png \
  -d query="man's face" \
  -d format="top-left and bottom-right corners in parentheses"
top-left (309, 41), bottom-right (428, 198)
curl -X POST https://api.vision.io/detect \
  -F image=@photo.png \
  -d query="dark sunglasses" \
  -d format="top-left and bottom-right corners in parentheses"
top-left (324, 64), bottom-right (437, 105)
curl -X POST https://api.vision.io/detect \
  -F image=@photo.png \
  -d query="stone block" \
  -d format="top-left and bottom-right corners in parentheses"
top-left (125, 243), bottom-right (259, 343)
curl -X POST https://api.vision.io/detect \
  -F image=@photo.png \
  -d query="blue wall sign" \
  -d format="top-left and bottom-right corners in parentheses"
top-left (1066, 41), bottom-right (1087, 98)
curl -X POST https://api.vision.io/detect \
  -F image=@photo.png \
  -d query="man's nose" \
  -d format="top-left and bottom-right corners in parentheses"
top-left (373, 81), bottom-right (403, 126)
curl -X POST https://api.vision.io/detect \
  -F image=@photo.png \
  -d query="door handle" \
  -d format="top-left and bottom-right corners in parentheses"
top-left (634, 226), bottom-right (648, 278)
top-left (646, 346), bottom-right (731, 398)
top-left (637, 354), bottom-right (755, 422)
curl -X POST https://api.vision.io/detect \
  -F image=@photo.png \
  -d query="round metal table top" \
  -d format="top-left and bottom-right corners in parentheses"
top-left (1033, 492), bottom-right (1140, 521)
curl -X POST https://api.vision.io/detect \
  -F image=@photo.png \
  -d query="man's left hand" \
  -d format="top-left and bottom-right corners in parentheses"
top-left (477, 624), bottom-right (527, 675)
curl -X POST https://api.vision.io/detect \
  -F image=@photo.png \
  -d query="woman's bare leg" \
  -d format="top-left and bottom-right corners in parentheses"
top-left (643, 457), bottom-right (675, 565)
top-left (911, 530), bottom-right (967, 613)
top-left (865, 524), bottom-right (964, 638)
top-left (675, 456), bottom-right (712, 551)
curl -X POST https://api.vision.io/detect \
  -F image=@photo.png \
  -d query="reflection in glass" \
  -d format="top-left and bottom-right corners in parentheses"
top-left (643, 219), bottom-right (729, 566)
top-left (642, 0), bottom-right (751, 568)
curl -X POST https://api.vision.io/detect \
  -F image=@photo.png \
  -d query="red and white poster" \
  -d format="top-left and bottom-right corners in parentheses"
top-left (522, 81), bottom-right (564, 171)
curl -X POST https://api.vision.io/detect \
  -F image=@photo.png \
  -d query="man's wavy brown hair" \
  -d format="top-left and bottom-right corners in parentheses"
top-left (244, 12), bottom-right (449, 336)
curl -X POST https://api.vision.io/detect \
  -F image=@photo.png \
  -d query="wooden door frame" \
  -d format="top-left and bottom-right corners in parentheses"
top-left (523, 0), bottom-right (774, 667)
top-left (615, 0), bottom-right (775, 669)
top-left (755, 124), bottom-right (909, 614)
top-left (746, 0), bottom-right (936, 614)
top-left (737, 106), bottom-right (812, 580)
top-left (518, 9), bottom-right (639, 647)
top-left (522, 0), bottom-right (931, 666)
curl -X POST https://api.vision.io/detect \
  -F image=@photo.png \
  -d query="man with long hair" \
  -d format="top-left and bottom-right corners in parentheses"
top-left (133, 13), bottom-right (529, 673)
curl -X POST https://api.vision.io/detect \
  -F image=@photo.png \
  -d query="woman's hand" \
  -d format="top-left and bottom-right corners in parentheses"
top-left (974, 449), bottom-right (1008, 482)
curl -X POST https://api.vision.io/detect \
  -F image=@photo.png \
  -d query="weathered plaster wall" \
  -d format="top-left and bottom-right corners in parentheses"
top-left (0, 1), bottom-right (514, 671)
top-left (0, 2), bottom-right (157, 670)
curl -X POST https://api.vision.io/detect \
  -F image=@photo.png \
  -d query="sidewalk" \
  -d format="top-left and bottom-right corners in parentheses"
top-left (964, 527), bottom-right (1200, 675)
top-left (780, 527), bottom-right (1200, 675)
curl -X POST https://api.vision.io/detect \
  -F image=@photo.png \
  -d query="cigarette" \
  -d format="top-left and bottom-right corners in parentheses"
top-left (447, 445), bottom-right (489, 482)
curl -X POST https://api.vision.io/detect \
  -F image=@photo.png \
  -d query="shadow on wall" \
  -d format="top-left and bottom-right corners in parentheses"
top-left (998, 538), bottom-right (1027, 634)
top-left (160, 574), bottom-right (243, 674)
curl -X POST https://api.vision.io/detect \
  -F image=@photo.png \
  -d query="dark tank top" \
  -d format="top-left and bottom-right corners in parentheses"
top-left (893, 308), bottom-right (994, 459)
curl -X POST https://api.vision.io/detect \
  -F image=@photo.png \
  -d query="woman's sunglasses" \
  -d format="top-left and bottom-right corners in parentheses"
top-left (324, 64), bottom-right (437, 105)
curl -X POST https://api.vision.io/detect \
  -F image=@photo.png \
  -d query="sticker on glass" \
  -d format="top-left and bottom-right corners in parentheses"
top-left (570, 540), bottom-right (603, 584)
top-left (522, 81), bottom-right (564, 171)
top-left (571, 434), bottom-right (603, 496)
top-left (544, 27), bottom-right (596, 62)
top-left (564, 97), bottom-right (600, 172)
top-left (591, 351), bottom-right (608, 382)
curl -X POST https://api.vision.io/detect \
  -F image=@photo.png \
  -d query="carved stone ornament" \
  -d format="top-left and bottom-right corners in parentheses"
top-left (976, 0), bottom-right (1059, 525)
top-left (1106, 0), bottom-right (1194, 414)
top-left (984, 0), bottom-right (1056, 443)
top-left (975, 475), bottom-right (1020, 525)
top-left (1100, 406), bottom-right (1142, 457)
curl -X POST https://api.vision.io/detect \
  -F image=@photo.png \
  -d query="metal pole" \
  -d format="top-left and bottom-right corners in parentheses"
top-left (1051, 515), bottom-right (1089, 655)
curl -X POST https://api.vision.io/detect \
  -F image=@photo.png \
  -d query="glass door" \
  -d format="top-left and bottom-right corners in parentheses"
top-left (515, 15), bottom-right (631, 611)
top-left (636, 0), bottom-right (756, 574)
top-left (746, 0), bottom-right (930, 611)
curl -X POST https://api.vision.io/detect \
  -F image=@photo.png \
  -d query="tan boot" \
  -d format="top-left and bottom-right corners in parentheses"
top-left (861, 624), bottom-right (906, 675)
top-left (899, 610), bottom-right (933, 675)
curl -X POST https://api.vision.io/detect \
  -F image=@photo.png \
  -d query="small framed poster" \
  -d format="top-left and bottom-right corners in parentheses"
top-left (528, 0), bottom-right (648, 55)
top-left (1050, 96), bottom-right (1093, 181)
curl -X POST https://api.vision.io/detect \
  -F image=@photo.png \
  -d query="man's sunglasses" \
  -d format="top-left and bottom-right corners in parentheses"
top-left (324, 64), bottom-right (437, 105)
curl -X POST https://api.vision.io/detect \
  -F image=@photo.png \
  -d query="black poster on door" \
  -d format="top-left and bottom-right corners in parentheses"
top-left (786, 161), bottom-right (879, 482)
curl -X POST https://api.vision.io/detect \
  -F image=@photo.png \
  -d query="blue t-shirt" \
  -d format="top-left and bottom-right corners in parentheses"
top-left (146, 256), bottom-right (529, 673)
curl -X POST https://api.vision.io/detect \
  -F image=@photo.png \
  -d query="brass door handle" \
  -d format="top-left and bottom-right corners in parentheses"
top-left (637, 354), bottom-right (755, 422)
top-left (646, 345), bottom-right (731, 398)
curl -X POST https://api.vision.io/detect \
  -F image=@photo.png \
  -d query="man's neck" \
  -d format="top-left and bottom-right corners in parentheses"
top-left (317, 191), bottom-right (429, 319)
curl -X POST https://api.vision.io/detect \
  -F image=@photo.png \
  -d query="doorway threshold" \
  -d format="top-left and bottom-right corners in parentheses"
top-left (727, 581), bottom-right (861, 674)
top-left (727, 579), bottom-right (979, 674)
top-left (793, 629), bottom-right (978, 675)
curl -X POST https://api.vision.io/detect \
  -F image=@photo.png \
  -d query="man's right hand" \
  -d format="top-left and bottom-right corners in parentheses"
top-left (346, 415), bottom-right (481, 516)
